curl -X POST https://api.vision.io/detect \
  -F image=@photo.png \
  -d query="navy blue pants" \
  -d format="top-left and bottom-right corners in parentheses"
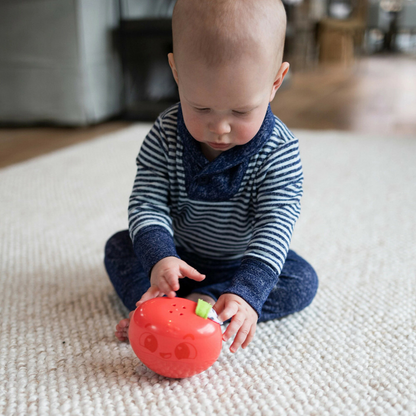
top-left (104, 230), bottom-right (318, 322)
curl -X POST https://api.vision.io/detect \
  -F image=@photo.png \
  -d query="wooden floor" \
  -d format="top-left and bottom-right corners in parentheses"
top-left (1, 54), bottom-right (415, 169)
top-left (271, 54), bottom-right (416, 135)
top-left (0, 121), bottom-right (132, 169)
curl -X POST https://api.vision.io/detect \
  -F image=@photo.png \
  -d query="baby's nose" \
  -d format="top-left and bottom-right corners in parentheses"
top-left (208, 119), bottom-right (231, 136)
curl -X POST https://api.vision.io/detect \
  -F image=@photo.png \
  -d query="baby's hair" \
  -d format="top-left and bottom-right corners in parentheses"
top-left (172, 0), bottom-right (287, 71)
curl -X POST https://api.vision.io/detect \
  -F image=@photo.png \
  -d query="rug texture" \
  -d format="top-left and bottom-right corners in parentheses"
top-left (1, 126), bottom-right (415, 416)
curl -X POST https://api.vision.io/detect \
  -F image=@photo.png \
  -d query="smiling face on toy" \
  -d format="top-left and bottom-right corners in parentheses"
top-left (139, 329), bottom-right (198, 360)
top-left (129, 297), bottom-right (222, 378)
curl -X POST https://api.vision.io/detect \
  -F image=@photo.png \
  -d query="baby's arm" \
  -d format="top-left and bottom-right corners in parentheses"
top-left (213, 138), bottom-right (304, 351)
top-left (136, 257), bottom-right (205, 306)
top-left (214, 294), bottom-right (258, 353)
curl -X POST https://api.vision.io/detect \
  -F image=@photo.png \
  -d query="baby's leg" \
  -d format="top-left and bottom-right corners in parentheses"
top-left (104, 230), bottom-right (150, 341)
top-left (259, 250), bottom-right (318, 322)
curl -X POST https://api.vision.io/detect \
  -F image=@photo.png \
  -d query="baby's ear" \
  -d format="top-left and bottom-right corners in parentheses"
top-left (168, 53), bottom-right (179, 85)
top-left (269, 62), bottom-right (290, 102)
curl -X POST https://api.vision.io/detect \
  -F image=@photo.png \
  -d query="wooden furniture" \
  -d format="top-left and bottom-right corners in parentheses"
top-left (318, 18), bottom-right (366, 64)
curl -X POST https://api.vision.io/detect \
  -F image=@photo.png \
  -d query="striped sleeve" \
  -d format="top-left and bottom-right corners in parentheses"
top-left (128, 115), bottom-right (180, 276)
top-left (225, 139), bottom-right (303, 315)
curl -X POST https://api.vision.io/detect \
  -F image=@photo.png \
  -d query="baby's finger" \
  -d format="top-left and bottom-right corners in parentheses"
top-left (136, 285), bottom-right (161, 306)
top-left (212, 296), bottom-right (225, 316)
top-left (179, 262), bottom-right (205, 282)
top-left (241, 325), bottom-right (256, 350)
top-left (230, 321), bottom-right (252, 353)
top-left (230, 321), bottom-right (254, 353)
top-left (164, 271), bottom-right (180, 292)
top-left (216, 300), bottom-right (238, 324)
top-left (158, 278), bottom-right (177, 298)
top-left (222, 310), bottom-right (243, 342)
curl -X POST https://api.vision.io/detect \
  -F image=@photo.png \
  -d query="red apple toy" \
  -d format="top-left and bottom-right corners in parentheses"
top-left (129, 297), bottom-right (223, 378)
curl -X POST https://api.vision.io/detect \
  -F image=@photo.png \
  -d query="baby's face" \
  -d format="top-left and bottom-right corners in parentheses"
top-left (169, 53), bottom-right (284, 160)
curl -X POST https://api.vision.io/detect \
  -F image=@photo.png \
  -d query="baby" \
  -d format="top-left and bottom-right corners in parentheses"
top-left (104, 0), bottom-right (318, 353)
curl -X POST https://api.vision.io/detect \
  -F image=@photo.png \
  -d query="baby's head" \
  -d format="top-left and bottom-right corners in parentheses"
top-left (168, 0), bottom-right (289, 160)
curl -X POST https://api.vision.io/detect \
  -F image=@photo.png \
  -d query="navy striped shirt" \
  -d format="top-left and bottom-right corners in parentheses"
top-left (128, 103), bottom-right (303, 315)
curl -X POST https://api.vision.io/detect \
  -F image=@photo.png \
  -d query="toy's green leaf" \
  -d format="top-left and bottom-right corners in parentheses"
top-left (195, 299), bottom-right (212, 319)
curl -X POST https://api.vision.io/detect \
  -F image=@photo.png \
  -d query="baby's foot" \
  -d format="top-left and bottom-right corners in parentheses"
top-left (115, 310), bottom-right (134, 342)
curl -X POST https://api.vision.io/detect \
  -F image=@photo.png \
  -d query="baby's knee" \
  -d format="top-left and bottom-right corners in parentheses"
top-left (288, 256), bottom-right (318, 310)
top-left (259, 257), bottom-right (318, 322)
top-left (286, 251), bottom-right (318, 301)
top-left (301, 261), bottom-right (319, 301)
top-left (299, 265), bottom-right (318, 311)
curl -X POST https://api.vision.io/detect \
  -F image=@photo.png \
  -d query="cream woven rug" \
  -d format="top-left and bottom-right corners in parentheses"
top-left (1, 126), bottom-right (415, 416)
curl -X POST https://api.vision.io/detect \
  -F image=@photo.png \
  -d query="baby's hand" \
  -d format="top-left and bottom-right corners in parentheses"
top-left (136, 257), bottom-right (205, 307)
top-left (213, 293), bottom-right (258, 353)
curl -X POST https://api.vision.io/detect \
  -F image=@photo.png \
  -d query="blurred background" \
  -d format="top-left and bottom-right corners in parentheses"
top-left (0, 0), bottom-right (415, 167)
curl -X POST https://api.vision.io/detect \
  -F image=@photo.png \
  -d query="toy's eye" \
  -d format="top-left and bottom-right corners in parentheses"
top-left (175, 342), bottom-right (197, 360)
top-left (139, 333), bottom-right (158, 353)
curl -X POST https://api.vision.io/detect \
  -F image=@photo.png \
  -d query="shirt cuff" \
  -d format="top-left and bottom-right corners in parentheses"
top-left (224, 257), bottom-right (278, 318)
top-left (132, 225), bottom-right (179, 277)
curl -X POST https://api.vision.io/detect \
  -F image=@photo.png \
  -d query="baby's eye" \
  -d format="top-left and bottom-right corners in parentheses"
top-left (232, 110), bottom-right (250, 116)
top-left (195, 107), bottom-right (210, 113)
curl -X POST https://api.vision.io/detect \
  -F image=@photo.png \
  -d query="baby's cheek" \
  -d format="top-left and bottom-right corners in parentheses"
top-left (233, 124), bottom-right (259, 145)
top-left (235, 107), bottom-right (270, 144)
top-left (183, 113), bottom-right (205, 141)
top-left (188, 125), bottom-right (205, 142)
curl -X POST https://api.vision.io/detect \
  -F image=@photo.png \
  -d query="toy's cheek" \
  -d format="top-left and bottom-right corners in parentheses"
top-left (175, 342), bottom-right (197, 360)
top-left (139, 333), bottom-right (158, 353)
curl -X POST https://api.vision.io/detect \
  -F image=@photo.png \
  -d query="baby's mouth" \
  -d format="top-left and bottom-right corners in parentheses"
top-left (207, 142), bottom-right (231, 150)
